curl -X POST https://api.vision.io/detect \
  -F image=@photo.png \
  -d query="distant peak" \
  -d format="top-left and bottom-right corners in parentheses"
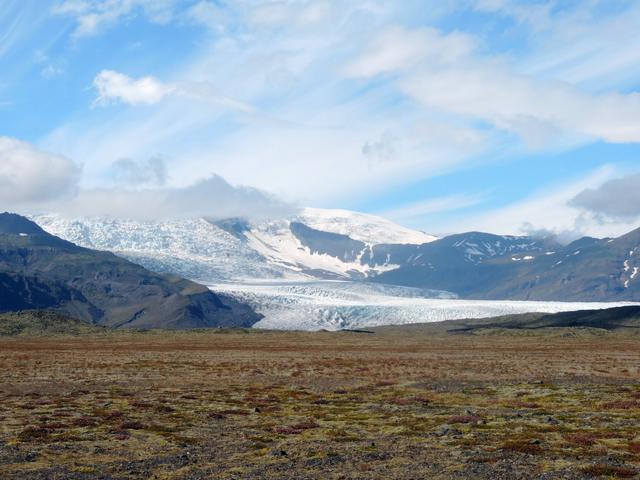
top-left (0, 212), bottom-right (47, 235)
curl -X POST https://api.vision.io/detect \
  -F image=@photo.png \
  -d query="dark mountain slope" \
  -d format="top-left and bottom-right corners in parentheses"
top-left (0, 213), bottom-right (261, 329)
top-left (447, 305), bottom-right (640, 333)
top-left (480, 230), bottom-right (640, 301)
top-left (372, 228), bottom-right (640, 301)
top-left (371, 232), bottom-right (559, 297)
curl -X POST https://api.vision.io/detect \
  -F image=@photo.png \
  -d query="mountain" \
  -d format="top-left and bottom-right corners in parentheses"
top-left (374, 229), bottom-right (640, 301)
top-left (366, 232), bottom-right (557, 295)
top-left (478, 229), bottom-right (640, 301)
top-left (31, 209), bottom-right (640, 302)
top-left (33, 208), bottom-right (438, 283)
top-left (445, 305), bottom-right (640, 333)
top-left (0, 213), bottom-right (261, 329)
top-left (372, 305), bottom-right (640, 336)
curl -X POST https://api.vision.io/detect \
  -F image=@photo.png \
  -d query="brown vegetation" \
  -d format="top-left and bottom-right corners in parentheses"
top-left (0, 327), bottom-right (639, 478)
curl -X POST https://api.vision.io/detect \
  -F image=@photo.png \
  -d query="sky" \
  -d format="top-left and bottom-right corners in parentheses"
top-left (1, 0), bottom-right (640, 239)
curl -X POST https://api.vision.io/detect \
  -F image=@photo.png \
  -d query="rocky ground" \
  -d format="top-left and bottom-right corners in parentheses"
top-left (0, 325), bottom-right (639, 479)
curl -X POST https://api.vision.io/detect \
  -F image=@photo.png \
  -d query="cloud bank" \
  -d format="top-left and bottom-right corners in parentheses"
top-left (0, 136), bottom-right (80, 205)
top-left (0, 137), bottom-right (294, 220)
top-left (48, 175), bottom-right (296, 220)
top-left (110, 156), bottom-right (168, 187)
top-left (569, 173), bottom-right (640, 219)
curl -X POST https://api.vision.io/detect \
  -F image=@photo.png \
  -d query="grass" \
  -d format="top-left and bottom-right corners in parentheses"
top-left (0, 327), bottom-right (638, 478)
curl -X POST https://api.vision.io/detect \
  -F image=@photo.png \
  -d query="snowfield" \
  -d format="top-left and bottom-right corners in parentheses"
top-left (32, 208), bottom-right (437, 282)
top-left (298, 208), bottom-right (437, 245)
top-left (209, 281), bottom-right (638, 331)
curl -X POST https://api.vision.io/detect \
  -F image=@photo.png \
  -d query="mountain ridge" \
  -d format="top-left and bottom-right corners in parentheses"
top-left (0, 213), bottom-right (262, 329)
top-left (31, 209), bottom-right (640, 302)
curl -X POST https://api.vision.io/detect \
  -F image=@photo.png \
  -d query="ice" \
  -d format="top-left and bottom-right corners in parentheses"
top-left (208, 280), bottom-right (637, 331)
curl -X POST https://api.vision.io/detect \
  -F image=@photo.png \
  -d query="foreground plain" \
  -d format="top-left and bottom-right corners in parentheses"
top-left (0, 323), bottom-right (639, 479)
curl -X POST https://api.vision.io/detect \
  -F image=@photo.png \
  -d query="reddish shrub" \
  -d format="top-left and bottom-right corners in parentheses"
top-left (564, 433), bottom-right (598, 446)
top-left (290, 419), bottom-right (319, 430)
top-left (273, 426), bottom-right (302, 435)
top-left (72, 417), bottom-right (97, 427)
top-left (119, 421), bottom-right (147, 430)
top-left (509, 401), bottom-right (540, 409)
top-left (40, 422), bottom-right (68, 430)
top-left (104, 411), bottom-right (124, 421)
top-left (217, 409), bottom-right (249, 416)
top-left (375, 381), bottom-right (396, 387)
top-left (155, 404), bottom-right (175, 413)
top-left (501, 440), bottom-right (543, 455)
top-left (580, 464), bottom-right (636, 477)
top-left (17, 426), bottom-right (49, 442)
top-left (602, 400), bottom-right (639, 410)
top-left (447, 415), bottom-right (482, 424)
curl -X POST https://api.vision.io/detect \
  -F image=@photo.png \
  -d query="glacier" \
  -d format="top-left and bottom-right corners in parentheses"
top-left (208, 280), bottom-right (637, 331)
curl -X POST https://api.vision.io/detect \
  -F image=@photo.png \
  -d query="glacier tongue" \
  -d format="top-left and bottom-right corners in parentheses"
top-left (208, 281), bottom-right (637, 331)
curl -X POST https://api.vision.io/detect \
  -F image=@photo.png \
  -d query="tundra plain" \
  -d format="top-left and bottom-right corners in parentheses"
top-left (1, 324), bottom-right (639, 479)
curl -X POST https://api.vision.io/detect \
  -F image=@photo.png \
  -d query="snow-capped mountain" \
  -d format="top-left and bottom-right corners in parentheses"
top-left (32, 208), bottom-right (438, 284)
top-left (30, 209), bottom-right (640, 330)
top-left (297, 208), bottom-right (436, 245)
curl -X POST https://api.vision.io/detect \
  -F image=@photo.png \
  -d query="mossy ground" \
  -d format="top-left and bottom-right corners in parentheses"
top-left (0, 328), bottom-right (638, 479)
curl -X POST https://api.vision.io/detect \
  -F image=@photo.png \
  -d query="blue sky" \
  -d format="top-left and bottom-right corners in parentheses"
top-left (1, 0), bottom-right (640, 238)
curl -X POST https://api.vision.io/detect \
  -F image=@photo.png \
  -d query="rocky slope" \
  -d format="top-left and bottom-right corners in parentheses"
top-left (0, 213), bottom-right (261, 329)
top-left (376, 229), bottom-right (640, 301)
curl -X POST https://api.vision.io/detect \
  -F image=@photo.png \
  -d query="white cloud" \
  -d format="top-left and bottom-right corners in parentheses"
top-left (345, 25), bottom-right (475, 77)
top-left (378, 193), bottom-right (486, 226)
top-left (0, 138), bottom-right (294, 220)
top-left (46, 175), bottom-right (297, 220)
top-left (43, 0), bottom-right (640, 228)
top-left (0, 136), bottom-right (81, 205)
top-left (53, 0), bottom-right (180, 37)
top-left (248, 1), bottom-right (336, 28)
top-left (475, 1), bottom-right (640, 89)
top-left (185, 1), bottom-right (227, 31)
top-left (347, 24), bottom-right (640, 145)
top-left (434, 166), bottom-right (640, 239)
top-left (92, 70), bottom-right (175, 106)
top-left (569, 173), bottom-right (640, 219)
top-left (110, 156), bottom-right (168, 187)
top-left (92, 70), bottom-right (257, 113)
